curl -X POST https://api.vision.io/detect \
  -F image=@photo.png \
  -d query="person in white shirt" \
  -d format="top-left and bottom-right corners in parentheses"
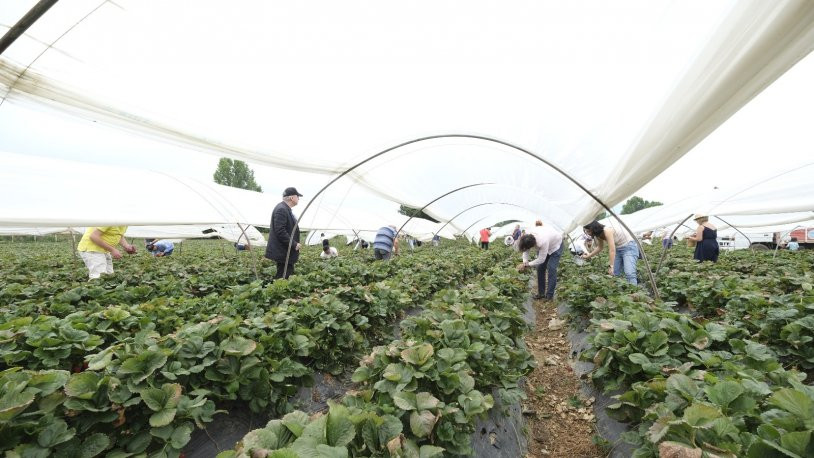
top-left (516, 225), bottom-right (565, 300)
top-left (320, 239), bottom-right (339, 259)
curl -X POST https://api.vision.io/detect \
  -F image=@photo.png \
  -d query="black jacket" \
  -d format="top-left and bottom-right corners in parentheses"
top-left (265, 201), bottom-right (300, 263)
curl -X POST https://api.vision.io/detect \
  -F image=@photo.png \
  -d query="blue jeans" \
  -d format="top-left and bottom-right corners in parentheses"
top-left (536, 242), bottom-right (564, 298)
top-left (374, 248), bottom-right (391, 260)
top-left (614, 241), bottom-right (639, 285)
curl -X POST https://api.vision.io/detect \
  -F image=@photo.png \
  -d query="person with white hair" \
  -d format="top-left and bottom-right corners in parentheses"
top-left (266, 186), bottom-right (303, 279)
top-left (373, 224), bottom-right (399, 260)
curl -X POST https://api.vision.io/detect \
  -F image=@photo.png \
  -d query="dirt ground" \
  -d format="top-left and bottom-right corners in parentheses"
top-left (523, 297), bottom-right (605, 458)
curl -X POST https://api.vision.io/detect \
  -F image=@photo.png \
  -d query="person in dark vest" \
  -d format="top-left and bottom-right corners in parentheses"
top-left (266, 187), bottom-right (303, 279)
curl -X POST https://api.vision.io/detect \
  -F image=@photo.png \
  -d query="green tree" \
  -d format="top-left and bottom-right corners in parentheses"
top-left (620, 196), bottom-right (662, 215)
top-left (397, 204), bottom-right (439, 223)
top-left (213, 158), bottom-right (263, 192)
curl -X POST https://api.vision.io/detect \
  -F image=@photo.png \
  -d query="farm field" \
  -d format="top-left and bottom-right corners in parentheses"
top-left (0, 239), bottom-right (535, 457)
top-left (2, 239), bottom-right (813, 457)
top-left (552, 244), bottom-right (814, 457)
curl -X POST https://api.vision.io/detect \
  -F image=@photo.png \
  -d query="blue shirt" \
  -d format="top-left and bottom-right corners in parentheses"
top-left (373, 226), bottom-right (396, 252)
top-left (787, 241), bottom-right (799, 251)
top-left (151, 240), bottom-right (174, 256)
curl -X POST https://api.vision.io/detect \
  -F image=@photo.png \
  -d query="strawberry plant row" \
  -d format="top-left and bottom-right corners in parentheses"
top-left (0, 241), bottom-right (512, 457)
top-left (220, 262), bottom-right (535, 457)
top-left (558, 247), bottom-right (814, 457)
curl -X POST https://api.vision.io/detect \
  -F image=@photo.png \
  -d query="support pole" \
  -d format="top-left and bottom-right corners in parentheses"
top-left (0, 0), bottom-right (59, 56)
top-left (237, 223), bottom-right (259, 281)
top-left (281, 134), bottom-right (661, 299)
top-left (655, 214), bottom-right (694, 280)
top-left (432, 202), bottom-right (526, 239)
top-left (394, 183), bottom-right (492, 240)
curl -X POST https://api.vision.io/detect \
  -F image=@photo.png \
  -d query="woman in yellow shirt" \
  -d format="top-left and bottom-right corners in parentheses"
top-left (77, 226), bottom-right (136, 279)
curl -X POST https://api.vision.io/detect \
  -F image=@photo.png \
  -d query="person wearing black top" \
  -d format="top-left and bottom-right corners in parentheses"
top-left (688, 213), bottom-right (719, 262)
top-left (266, 187), bottom-right (303, 279)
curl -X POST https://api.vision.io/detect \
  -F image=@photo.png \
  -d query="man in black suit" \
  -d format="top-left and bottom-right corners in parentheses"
top-left (266, 187), bottom-right (303, 279)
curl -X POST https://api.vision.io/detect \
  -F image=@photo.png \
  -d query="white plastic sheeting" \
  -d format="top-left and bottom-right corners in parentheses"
top-left (1, 1), bottom-right (813, 233)
top-left (0, 152), bottom-right (276, 227)
top-left (0, 224), bottom-right (267, 246)
top-left (585, 163), bottom-right (814, 238)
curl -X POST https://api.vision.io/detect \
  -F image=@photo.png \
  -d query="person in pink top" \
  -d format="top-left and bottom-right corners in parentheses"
top-left (479, 227), bottom-right (491, 250)
top-left (516, 225), bottom-right (564, 300)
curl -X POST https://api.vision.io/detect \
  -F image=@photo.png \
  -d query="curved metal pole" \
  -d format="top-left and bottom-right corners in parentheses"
top-left (282, 134), bottom-right (661, 299)
top-left (0, 0), bottom-right (59, 56)
top-left (461, 215), bottom-right (491, 242)
top-left (433, 202), bottom-right (527, 239)
top-left (711, 216), bottom-right (752, 248)
top-left (394, 182), bottom-right (492, 240)
top-left (655, 214), bottom-right (694, 280)
top-left (236, 223), bottom-right (259, 281)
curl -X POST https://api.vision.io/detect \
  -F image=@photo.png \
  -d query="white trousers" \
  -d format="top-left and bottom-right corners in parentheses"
top-left (78, 251), bottom-right (113, 279)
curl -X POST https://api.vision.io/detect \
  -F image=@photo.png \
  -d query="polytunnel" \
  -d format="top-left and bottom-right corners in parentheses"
top-left (1, 0), bottom-right (813, 235)
top-left (4, 3), bottom-right (814, 458)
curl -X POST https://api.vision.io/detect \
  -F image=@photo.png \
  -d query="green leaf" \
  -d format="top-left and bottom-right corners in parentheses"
top-left (117, 350), bottom-right (167, 383)
top-left (705, 323), bottom-right (728, 341)
top-left (141, 383), bottom-right (182, 411)
top-left (459, 371), bottom-right (475, 394)
top-left (705, 381), bottom-right (744, 409)
top-left (350, 366), bottom-right (370, 383)
top-left (80, 433), bottom-right (110, 458)
top-left (125, 431), bottom-right (152, 453)
top-left (419, 445), bottom-right (445, 458)
top-left (64, 372), bottom-right (101, 399)
top-left (769, 388), bottom-right (814, 421)
top-left (28, 370), bottom-right (70, 396)
top-left (243, 428), bottom-right (280, 451)
top-left (683, 403), bottom-right (722, 428)
top-left (326, 403), bottom-right (355, 447)
top-left (628, 353), bottom-right (651, 366)
top-left (0, 386), bottom-right (35, 421)
top-left (38, 419), bottom-right (76, 448)
top-left (410, 410), bottom-right (437, 438)
top-left (86, 347), bottom-right (115, 371)
top-left (314, 444), bottom-right (348, 458)
top-left (170, 423), bottom-right (194, 449)
top-left (221, 336), bottom-right (257, 356)
top-left (151, 425), bottom-right (174, 440)
top-left (268, 450), bottom-right (300, 458)
top-left (149, 409), bottom-right (177, 427)
top-left (401, 343), bottom-right (434, 366)
top-left (416, 392), bottom-right (440, 411)
top-left (393, 391), bottom-right (417, 411)
top-left (666, 374), bottom-right (699, 399)
top-left (282, 411), bottom-right (310, 437)
top-left (780, 431), bottom-right (811, 457)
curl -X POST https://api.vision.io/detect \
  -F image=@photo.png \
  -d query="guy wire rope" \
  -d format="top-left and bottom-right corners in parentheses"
top-left (283, 134), bottom-right (661, 300)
